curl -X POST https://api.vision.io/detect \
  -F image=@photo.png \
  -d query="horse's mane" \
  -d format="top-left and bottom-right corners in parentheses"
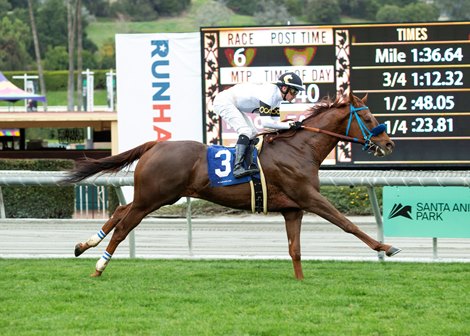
top-left (303, 95), bottom-right (346, 120)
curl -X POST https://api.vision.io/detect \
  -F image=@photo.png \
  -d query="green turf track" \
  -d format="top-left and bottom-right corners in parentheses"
top-left (0, 259), bottom-right (469, 335)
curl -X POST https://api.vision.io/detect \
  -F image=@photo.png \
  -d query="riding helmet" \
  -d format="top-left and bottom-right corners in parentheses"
top-left (276, 72), bottom-right (304, 91)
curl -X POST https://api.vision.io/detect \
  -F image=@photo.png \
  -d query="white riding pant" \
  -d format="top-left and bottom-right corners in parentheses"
top-left (213, 95), bottom-right (258, 140)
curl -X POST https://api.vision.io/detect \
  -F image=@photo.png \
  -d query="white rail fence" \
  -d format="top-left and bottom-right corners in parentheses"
top-left (0, 170), bottom-right (469, 259)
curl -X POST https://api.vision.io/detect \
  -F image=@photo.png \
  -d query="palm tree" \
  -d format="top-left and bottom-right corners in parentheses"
top-left (27, 0), bottom-right (47, 111)
top-left (76, 0), bottom-right (83, 111)
top-left (67, 0), bottom-right (76, 111)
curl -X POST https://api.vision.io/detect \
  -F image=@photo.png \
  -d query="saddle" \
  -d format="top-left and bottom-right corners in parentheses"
top-left (207, 136), bottom-right (267, 214)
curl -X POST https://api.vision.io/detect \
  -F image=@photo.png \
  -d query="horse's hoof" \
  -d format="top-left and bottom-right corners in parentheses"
top-left (74, 243), bottom-right (83, 257)
top-left (386, 246), bottom-right (402, 257)
top-left (74, 243), bottom-right (85, 257)
top-left (90, 270), bottom-right (103, 277)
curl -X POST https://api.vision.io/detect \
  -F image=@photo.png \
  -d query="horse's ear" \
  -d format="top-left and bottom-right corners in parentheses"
top-left (348, 91), bottom-right (354, 104)
top-left (361, 93), bottom-right (368, 104)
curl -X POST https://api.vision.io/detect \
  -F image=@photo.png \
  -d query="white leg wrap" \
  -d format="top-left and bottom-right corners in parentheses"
top-left (96, 251), bottom-right (112, 272)
top-left (86, 230), bottom-right (106, 247)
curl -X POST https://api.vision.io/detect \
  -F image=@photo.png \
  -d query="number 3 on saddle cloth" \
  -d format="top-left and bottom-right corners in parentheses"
top-left (207, 145), bottom-right (267, 214)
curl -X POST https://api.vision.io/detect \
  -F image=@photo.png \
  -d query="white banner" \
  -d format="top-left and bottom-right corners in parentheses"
top-left (116, 33), bottom-right (202, 153)
top-left (115, 33), bottom-right (202, 202)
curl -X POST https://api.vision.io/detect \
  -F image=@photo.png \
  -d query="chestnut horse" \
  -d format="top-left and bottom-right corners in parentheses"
top-left (64, 93), bottom-right (401, 279)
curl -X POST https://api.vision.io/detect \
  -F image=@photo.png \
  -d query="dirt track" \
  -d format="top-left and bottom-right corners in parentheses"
top-left (1, 214), bottom-right (469, 262)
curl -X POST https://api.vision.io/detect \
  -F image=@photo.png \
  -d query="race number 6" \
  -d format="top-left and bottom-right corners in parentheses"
top-left (234, 48), bottom-right (246, 67)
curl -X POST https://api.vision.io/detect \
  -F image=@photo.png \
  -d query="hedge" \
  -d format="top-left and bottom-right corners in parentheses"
top-left (0, 159), bottom-right (75, 218)
top-left (320, 185), bottom-right (382, 216)
top-left (3, 70), bottom-right (110, 91)
top-left (0, 159), bottom-right (381, 218)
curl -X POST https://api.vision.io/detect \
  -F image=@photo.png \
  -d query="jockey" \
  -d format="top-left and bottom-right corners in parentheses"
top-left (213, 72), bottom-right (305, 178)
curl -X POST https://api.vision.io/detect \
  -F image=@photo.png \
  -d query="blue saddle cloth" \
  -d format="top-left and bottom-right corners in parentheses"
top-left (207, 145), bottom-right (259, 187)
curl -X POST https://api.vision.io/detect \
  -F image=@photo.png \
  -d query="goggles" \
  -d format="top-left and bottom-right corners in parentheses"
top-left (288, 87), bottom-right (299, 95)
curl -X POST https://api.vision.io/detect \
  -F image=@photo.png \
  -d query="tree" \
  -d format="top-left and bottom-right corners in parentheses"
top-left (0, 0), bottom-right (11, 14)
top-left (0, 16), bottom-right (32, 70)
top-left (35, 0), bottom-right (96, 73)
top-left (345, 0), bottom-right (379, 20)
top-left (82, 0), bottom-right (110, 17)
top-left (402, 2), bottom-right (439, 22)
top-left (36, 0), bottom-right (68, 56)
top-left (376, 4), bottom-right (402, 22)
top-left (376, 2), bottom-right (439, 22)
top-left (376, 0), bottom-right (415, 6)
top-left (76, 0), bottom-right (83, 111)
top-left (224, 0), bottom-right (258, 15)
top-left (194, 0), bottom-right (233, 27)
top-left (98, 39), bottom-right (116, 69)
top-left (44, 46), bottom-right (69, 70)
top-left (284, 0), bottom-right (304, 17)
top-left (435, 0), bottom-right (470, 20)
top-left (150, 0), bottom-right (191, 16)
top-left (81, 50), bottom-right (98, 69)
top-left (110, 0), bottom-right (158, 21)
top-left (27, 0), bottom-right (47, 110)
top-left (67, 0), bottom-right (76, 111)
top-left (254, 0), bottom-right (293, 25)
top-left (306, 0), bottom-right (341, 24)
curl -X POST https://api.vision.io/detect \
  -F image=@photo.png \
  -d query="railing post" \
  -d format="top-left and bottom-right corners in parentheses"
top-left (367, 186), bottom-right (385, 261)
top-left (114, 187), bottom-right (135, 258)
top-left (186, 197), bottom-right (193, 256)
top-left (0, 187), bottom-right (5, 218)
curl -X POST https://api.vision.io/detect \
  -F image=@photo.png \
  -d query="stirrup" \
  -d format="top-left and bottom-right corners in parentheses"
top-left (233, 165), bottom-right (259, 178)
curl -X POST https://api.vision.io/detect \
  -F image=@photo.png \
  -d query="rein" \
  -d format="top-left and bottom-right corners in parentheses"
top-left (301, 125), bottom-right (367, 145)
top-left (267, 104), bottom-right (386, 150)
top-left (301, 104), bottom-right (386, 150)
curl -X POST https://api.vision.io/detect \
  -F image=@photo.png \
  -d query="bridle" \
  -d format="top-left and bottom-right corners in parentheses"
top-left (346, 104), bottom-right (386, 144)
top-left (267, 104), bottom-right (387, 153)
top-left (302, 104), bottom-right (387, 153)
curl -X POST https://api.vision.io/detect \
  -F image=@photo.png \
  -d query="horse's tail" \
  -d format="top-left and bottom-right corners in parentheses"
top-left (62, 141), bottom-right (157, 183)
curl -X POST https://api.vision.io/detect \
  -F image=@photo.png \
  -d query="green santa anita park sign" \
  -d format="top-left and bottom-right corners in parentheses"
top-left (383, 186), bottom-right (470, 238)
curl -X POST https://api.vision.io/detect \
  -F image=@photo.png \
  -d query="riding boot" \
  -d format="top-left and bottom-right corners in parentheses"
top-left (233, 144), bottom-right (259, 178)
top-left (245, 142), bottom-right (260, 172)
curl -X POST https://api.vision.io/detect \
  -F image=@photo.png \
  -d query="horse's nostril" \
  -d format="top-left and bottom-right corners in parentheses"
top-left (386, 142), bottom-right (395, 151)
